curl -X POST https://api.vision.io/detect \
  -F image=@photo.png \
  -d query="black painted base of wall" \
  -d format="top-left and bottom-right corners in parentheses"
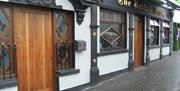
top-left (146, 56), bottom-right (150, 66)
top-left (128, 60), bottom-right (134, 71)
top-left (90, 66), bottom-right (99, 85)
top-left (63, 68), bottom-right (128, 91)
top-left (99, 68), bottom-right (128, 82)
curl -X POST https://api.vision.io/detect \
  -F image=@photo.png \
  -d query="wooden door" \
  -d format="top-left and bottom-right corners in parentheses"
top-left (14, 7), bottom-right (55, 91)
top-left (134, 16), bottom-right (143, 68)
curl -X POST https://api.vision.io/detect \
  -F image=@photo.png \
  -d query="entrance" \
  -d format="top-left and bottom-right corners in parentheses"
top-left (134, 16), bottom-right (144, 68)
top-left (14, 7), bottom-right (55, 91)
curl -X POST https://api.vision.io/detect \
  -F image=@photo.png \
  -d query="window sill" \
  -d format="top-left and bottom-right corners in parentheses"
top-left (56, 69), bottom-right (80, 77)
top-left (98, 49), bottom-right (129, 57)
top-left (0, 79), bottom-right (17, 89)
top-left (162, 44), bottom-right (170, 47)
top-left (149, 45), bottom-right (160, 49)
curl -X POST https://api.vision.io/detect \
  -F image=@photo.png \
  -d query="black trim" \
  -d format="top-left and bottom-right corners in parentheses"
top-left (63, 68), bottom-right (128, 91)
top-left (149, 58), bottom-right (160, 64)
top-left (98, 0), bottom-right (170, 21)
top-left (56, 69), bottom-right (80, 77)
top-left (98, 49), bottom-right (129, 57)
top-left (162, 54), bottom-right (170, 57)
top-left (62, 83), bottom-right (90, 91)
top-left (0, 79), bottom-right (17, 89)
top-left (99, 68), bottom-right (128, 82)
top-left (149, 45), bottom-right (161, 49)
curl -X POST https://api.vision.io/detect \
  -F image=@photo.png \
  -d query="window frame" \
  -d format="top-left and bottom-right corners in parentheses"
top-left (162, 21), bottom-right (170, 45)
top-left (149, 18), bottom-right (160, 47)
top-left (54, 10), bottom-right (80, 76)
top-left (98, 9), bottom-right (128, 55)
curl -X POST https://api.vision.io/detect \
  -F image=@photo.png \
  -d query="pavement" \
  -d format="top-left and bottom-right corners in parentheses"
top-left (82, 51), bottom-right (180, 91)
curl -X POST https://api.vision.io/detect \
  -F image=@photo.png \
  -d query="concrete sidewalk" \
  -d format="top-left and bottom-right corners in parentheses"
top-left (83, 51), bottom-right (180, 91)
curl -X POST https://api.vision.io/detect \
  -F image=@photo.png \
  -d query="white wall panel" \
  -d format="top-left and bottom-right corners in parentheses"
top-left (162, 46), bottom-right (170, 56)
top-left (149, 48), bottom-right (160, 61)
top-left (98, 53), bottom-right (129, 76)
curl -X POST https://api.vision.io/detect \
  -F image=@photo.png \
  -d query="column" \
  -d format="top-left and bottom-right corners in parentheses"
top-left (128, 13), bottom-right (134, 71)
top-left (169, 9), bottom-right (174, 55)
top-left (146, 17), bottom-right (151, 66)
top-left (90, 4), bottom-right (99, 85)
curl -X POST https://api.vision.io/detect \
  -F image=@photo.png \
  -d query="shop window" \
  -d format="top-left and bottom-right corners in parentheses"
top-left (55, 11), bottom-right (74, 71)
top-left (162, 21), bottom-right (170, 44)
top-left (100, 9), bottom-right (127, 53)
top-left (0, 6), bottom-right (17, 81)
top-left (149, 18), bottom-right (160, 46)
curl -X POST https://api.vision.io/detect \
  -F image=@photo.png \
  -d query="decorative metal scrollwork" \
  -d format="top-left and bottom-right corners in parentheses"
top-left (57, 42), bottom-right (69, 64)
top-left (69, 0), bottom-right (89, 25)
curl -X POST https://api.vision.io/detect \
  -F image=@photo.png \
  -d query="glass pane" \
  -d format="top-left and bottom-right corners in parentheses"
top-left (101, 27), bottom-right (119, 44)
top-left (103, 11), bottom-right (112, 21)
top-left (56, 14), bottom-right (67, 37)
top-left (113, 13), bottom-right (121, 23)
top-left (100, 23), bottom-right (111, 33)
top-left (163, 28), bottom-right (169, 44)
top-left (0, 47), bottom-right (9, 79)
top-left (149, 26), bottom-right (159, 45)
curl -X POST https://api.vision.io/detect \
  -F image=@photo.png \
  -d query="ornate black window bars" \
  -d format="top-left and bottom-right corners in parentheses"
top-left (162, 21), bottom-right (170, 44)
top-left (0, 7), bottom-right (17, 81)
top-left (100, 9), bottom-right (127, 53)
top-left (149, 18), bottom-right (160, 46)
top-left (0, 43), bottom-right (17, 80)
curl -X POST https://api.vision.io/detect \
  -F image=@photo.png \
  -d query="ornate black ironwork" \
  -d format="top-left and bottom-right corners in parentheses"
top-left (27, 0), bottom-right (56, 7)
top-left (56, 41), bottom-right (73, 70)
top-left (69, 0), bottom-right (89, 25)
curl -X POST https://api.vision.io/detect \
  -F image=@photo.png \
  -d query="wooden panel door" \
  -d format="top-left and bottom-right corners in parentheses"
top-left (134, 17), bottom-right (143, 68)
top-left (14, 7), bottom-right (55, 91)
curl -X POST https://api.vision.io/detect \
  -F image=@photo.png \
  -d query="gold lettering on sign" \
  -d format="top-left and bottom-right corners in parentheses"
top-left (117, 0), bottom-right (165, 16)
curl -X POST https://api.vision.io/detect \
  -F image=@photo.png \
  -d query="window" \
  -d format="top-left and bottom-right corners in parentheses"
top-left (55, 11), bottom-right (74, 71)
top-left (149, 18), bottom-right (160, 46)
top-left (0, 6), bottom-right (17, 81)
top-left (100, 9), bottom-right (127, 53)
top-left (162, 21), bottom-right (170, 44)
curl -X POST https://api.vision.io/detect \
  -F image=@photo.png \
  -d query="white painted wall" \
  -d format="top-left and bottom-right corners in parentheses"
top-left (173, 10), bottom-right (180, 23)
top-left (149, 48), bottom-right (160, 61)
top-left (0, 87), bottom-right (17, 91)
top-left (97, 53), bottom-right (129, 76)
top-left (162, 46), bottom-right (170, 56)
top-left (57, 0), bottom-right (91, 90)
